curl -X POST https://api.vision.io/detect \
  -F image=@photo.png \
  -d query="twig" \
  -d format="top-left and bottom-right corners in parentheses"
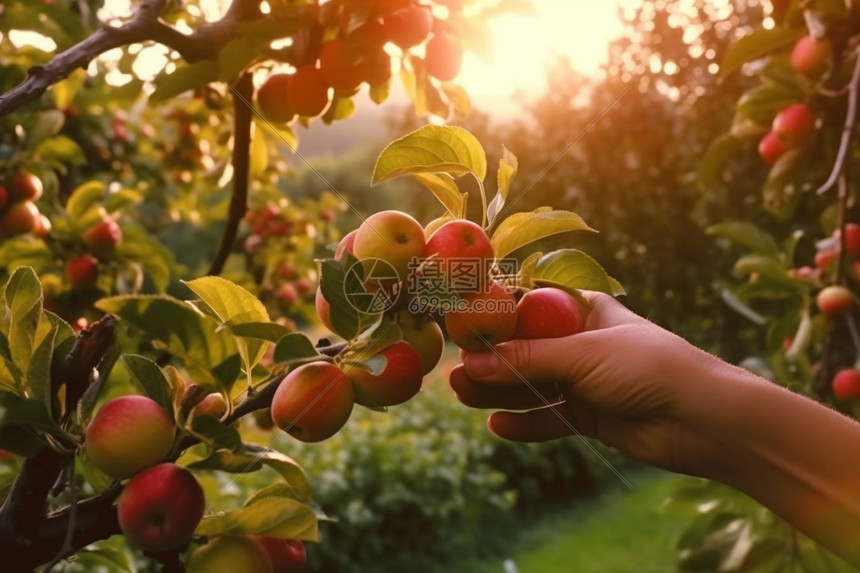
top-left (208, 72), bottom-right (253, 276)
top-left (42, 461), bottom-right (79, 572)
top-left (816, 52), bottom-right (860, 195)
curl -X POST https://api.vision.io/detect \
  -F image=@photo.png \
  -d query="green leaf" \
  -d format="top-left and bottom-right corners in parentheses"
top-left (191, 416), bottom-right (242, 451)
top-left (25, 110), bottom-right (65, 151)
top-left (732, 254), bottom-right (787, 282)
top-left (488, 146), bottom-right (518, 226)
top-left (0, 237), bottom-right (53, 275)
top-left (369, 80), bottom-right (390, 105)
top-left (534, 249), bottom-right (625, 296)
top-left (228, 322), bottom-right (292, 343)
top-left (249, 127), bottom-right (269, 178)
top-left (411, 173), bottom-right (465, 218)
top-left (25, 321), bottom-right (57, 419)
top-left (720, 28), bottom-right (802, 79)
top-left (195, 496), bottom-right (319, 541)
top-left (273, 333), bottom-right (320, 364)
top-left (735, 83), bottom-right (804, 125)
top-left (719, 287), bottom-right (767, 325)
top-left (218, 37), bottom-right (265, 81)
top-left (1, 268), bottom-right (45, 386)
top-left (706, 222), bottom-right (780, 256)
top-left (35, 135), bottom-right (86, 166)
top-left (322, 96), bottom-right (356, 124)
top-left (440, 83), bottom-right (470, 117)
top-left (318, 255), bottom-right (380, 341)
top-left (66, 180), bottom-right (108, 221)
top-left (698, 133), bottom-right (741, 192)
top-left (372, 125), bottom-right (487, 185)
top-left (150, 60), bottom-right (220, 104)
top-left (243, 444), bottom-right (312, 502)
top-left (762, 147), bottom-right (804, 220)
top-left (115, 237), bottom-right (173, 293)
top-left (119, 355), bottom-right (173, 417)
top-left (491, 209), bottom-right (596, 259)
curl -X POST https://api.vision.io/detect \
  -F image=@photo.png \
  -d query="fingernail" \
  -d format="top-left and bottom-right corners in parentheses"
top-left (464, 352), bottom-right (499, 379)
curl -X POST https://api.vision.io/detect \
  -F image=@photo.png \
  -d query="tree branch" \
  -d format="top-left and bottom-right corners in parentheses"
top-left (816, 52), bottom-right (860, 195)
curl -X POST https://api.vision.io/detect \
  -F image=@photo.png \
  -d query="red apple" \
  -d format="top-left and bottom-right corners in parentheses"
top-left (383, 5), bottom-right (433, 48)
top-left (253, 536), bottom-right (307, 573)
top-left (271, 362), bottom-right (354, 442)
top-left (816, 249), bottom-right (838, 273)
top-left (82, 216), bottom-right (123, 249)
top-left (835, 223), bottom-right (860, 258)
top-left (344, 340), bottom-right (424, 407)
top-left (833, 369), bottom-right (860, 401)
top-left (187, 536), bottom-right (274, 573)
top-left (353, 210), bottom-right (426, 285)
top-left (425, 32), bottom-right (463, 81)
top-left (0, 200), bottom-right (39, 236)
top-left (396, 310), bottom-right (444, 374)
top-left (295, 277), bottom-right (312, 295)
top-left (772, 103), bottom-right (815, 145)
top-left (278, 284), bottom-right (299, 307)
top-left (66, 255), bottom-right (100, 289)
top-left (286, 66), bottom-right (330, 118)
top-left (118, 463), bottom-right (205, 552)
top-left (424, 219), bottom-right (494, 292)
top-left (758, 131), bottom-right (787, 165)
top-left (319, 39), bottom-right (368, 95)
top-left (195, 393), bottom-right (228, 419)
top-left (12, 171), bottom-right (43, 201)
top-left (32, 213), bottom-right (52, 238)
top-left (444, 281), bottom-right (518, 351)
top-left (514, 288), bottom-right (584, 339)
top-left (334, 229), bottom-right (358, 261)
top-left (790, 35), bottom-right (832, 76)
top-left (0, 184), bottom-right (8, 210)
top-left (258, 73), bottom-right (296, 123)
top-left (817, 285), bottom-right (855, 316)
top-left (85, 395), bottom-right (175, 479)
top-left (315, 287), bottom-right (335, 331)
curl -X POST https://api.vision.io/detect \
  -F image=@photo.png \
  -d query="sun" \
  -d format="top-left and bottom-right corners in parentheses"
top-left (456, 1), bottom-right (627, 113)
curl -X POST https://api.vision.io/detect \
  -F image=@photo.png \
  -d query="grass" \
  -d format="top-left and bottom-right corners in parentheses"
top-left (452, 468), bottom-right (689, 573)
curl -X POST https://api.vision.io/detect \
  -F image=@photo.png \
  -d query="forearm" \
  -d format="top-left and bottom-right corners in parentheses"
top-left (689, 361), bottom-right (860, 565)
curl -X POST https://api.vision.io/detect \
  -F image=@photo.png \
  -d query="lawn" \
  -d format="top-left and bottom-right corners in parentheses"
top-left (454, 468), bottom-right (689, 573)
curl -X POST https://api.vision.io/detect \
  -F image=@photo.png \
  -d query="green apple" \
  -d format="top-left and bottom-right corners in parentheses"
top-left (187, 536), bottom-right (274, 573)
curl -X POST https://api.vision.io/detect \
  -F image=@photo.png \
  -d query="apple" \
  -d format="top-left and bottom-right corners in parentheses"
top-left (0, 200), bottom-right (39, 236)
top-left (315, 287), bottom-right (334, 331)
top-left (195, 393), bottom-right (228, 419)
top-left (790, 35), bottom-right (832, 76)
top-left (396, 310), bottom-right (444, 374)
top-left (278, 284), bottom-right (299, 308)
top-left (757, 131), bottom-right (787, 165)
top-left (366, 51), bottom-right (393, 85)
top-left (286, 66), bottom-right (330, 118)
top-left (835, 223), bottom-right (860, 258)
top-left (425, 32), bottom-right (463, 81)
top-left (32, 213), bottom-right (52, 238)
top-left (85, 395), bottom-right (175, 479)
top-left (187, 536), bottom-right (274, 573)
top-left (254, 408), bottom-right (276, 430)
top-left (66, 254), bottom-right (100, 289)
top-left (816, 248), bottom-right (838, 273)
top-left (243, 234), bottom-right (263, 254)
top-left (278, 262), bottom-right (296, 280)
top-left (258, 74), bottom-right (295, 123)
top-left (383, 5), bottom-right (433, 48)
top-left (353, 210), bottom-right (425, 285)
top-left (271, 362), bottom-right (354, 442)
top-left (83, 216), bottom-right (123, 249)
top-left (0, 184), bottom-right (8, 210)
top-left (444, 280), bottom-right (518, 352)
top-left (118, 463), bottom-right (205, 552)
top-left (319, 39), bottom-right (368, 94)
top-left (424, 219), bottom-right (494, 291)
top-left (772, 103), bottom-right (815, 145)
top-left (514, 288), bottom-right (584, 339)
top-left (344, 340), bottom-right (423, 407)
top-left (12, 171), bottom-right (43, 201)
top-left (817, 285), bottom-right (855, 316)
top-left (295, 277), bottom-right (312, 295)
top-left (252, 536), bottom-right (307, 573)
top-left (832, 369), bottom-right (860, 401)
top-left (334, 229), bottom-right (358, 261)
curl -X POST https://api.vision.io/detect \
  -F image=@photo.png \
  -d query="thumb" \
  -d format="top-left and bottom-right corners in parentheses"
top-left (463, 336), bottom-right (589, 386)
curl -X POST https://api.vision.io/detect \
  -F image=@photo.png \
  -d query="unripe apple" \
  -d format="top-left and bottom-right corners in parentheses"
top-left (0, 200), bottom-right (39, 236)
top-left (85, 395), bottom-right (175, 479)
top-left (425, 32), bottom-right (463, 81)
top-left (118, 463), bottom-right (205, 552)
top-left (319, 39), bottom-right (368, 95)
top-left (758, 131), bottom-right (787, 165)
top-left (396, 310), bottom-right (444, 374)
top-left (12, 171), bottom-right (43, 201)
top-left (344, 340), bottom-right (424, 407)
top-left (83, 216), bottom-right (123, 249)
top-left (817, 285), bottom-right (855, 316)
top-left (66, 254), bottom-right (100, 289)
top-left (790, 35), bottom-right (832, 76)
top-left (425, 219), bottom-right (494, 291)
top-left (832, 369), bottom-right (860, 401)
top-left (444, 281), bottom-right (518, 351)
top-left (383, 5), bottom-right (433, 48)
top-left (315, 287), bottom-right (335, 331)
top-left (334, 229), bottom-right (358, 261)
top-left (252, 536), bottom-right (307, 573)
top-left (816, 249), bottom-right (838, 273)
top-left (271, 362), bottom-right (354, 442)
top-left (772, 103), bottom-right (815, 145)
top-left (286, 66), bottom-right (330, 118)
top-left (187, 536), bottom-right (274, 573)
top-left (258, 74), bottom-right (296, 123)
top-left (514, 288), bottom-right (584, 339)
top-left (353, 210), bottom-right (426, 285)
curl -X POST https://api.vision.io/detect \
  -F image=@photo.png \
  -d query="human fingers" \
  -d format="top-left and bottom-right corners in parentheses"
top-left (449, 365), bottom-right (562, 410)
top-left (487, 406), bottom-right (587, 443)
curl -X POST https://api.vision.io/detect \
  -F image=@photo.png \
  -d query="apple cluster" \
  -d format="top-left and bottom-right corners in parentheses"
top-left (65, 214), bottom-right (124, 290)
top-left (0, 171), bottom-right (50, 238)
top-left (273, 210), bottom-right (586, 443)
top-left (256, 1), bottom-right (463, 122)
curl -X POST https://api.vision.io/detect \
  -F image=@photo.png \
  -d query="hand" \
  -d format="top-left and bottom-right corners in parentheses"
top-left (449, 291), bottom-right (749, 476)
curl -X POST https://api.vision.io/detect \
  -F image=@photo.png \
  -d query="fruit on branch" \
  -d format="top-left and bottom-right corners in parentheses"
top-left (0, 200), bottom-right (39, 236)
top-left (832, 369), bottom-right (860, 401)
top-left (514, 288), bottom-right (584, 339)
top-left (287, 66), bottom-right (330, 118)
top-left (271, 362), bottom-right (354, 442)
top-left (278, 284), bottom-right (299, 308)
top-left (790, 35), bottom-right (832, 76)
top-left (383, 5), bottom-right (433, 48)
top-left (319, 39), bottom-right (368, 94)
top-left (396, 310), bottom-right (444, 374)
top-left (424, 219), bottom-right (494, 290)
top-left (12, 171), bottom-right (43, 201)
top-left (315, 287), bottom-right (334, 331)
top-left (353, 210), bottom-right (426, 284)
top-left (194, 392), bottom-right (229, 419)
top-left (816, 249), bottom-right (838, 273)
top-left (187, 536), bottom-right (274, 573)
top-left (118, 463), bottom-right (205, 552)
top-left (367, 51), bottom-right (393, 85)
top-left (757, 131), bottom-right (787, 165)
top-left (444, 281), bottom-right (518, 351)
top-left (835, 223), bottom-right (860, 258)
top-left (85, 395), bottom-right (175, 479)
top-left (772, 103), bottom-right (815, 145)
top-left (258, 74), bottom-right (296, 123)
top-left (425, 32), bottom-right (463, 81)
top-left (66, 254), bottom-right (100, 289)
top-left (252, 536), bottom-right (307, 573)
top-left (32, 213), bottom-right (51, 238)
top-left (816, 285), bottom-right (855, 316)
top-left (334, 229), bottom-right (358, 261)
top-left (295, 277), bottom-right (312, 295)
top-left (344, 340), bottom-right (424, 407)
top-left (83, 216), bottom-right (123, 249)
